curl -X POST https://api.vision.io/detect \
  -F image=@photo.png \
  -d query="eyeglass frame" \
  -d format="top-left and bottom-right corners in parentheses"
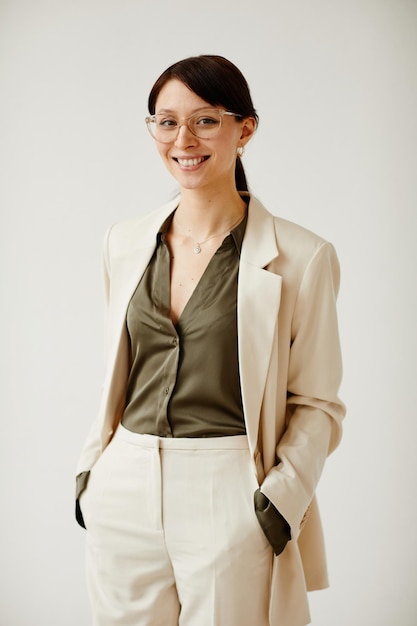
top-left (145, 108), bottom-right (243, 143)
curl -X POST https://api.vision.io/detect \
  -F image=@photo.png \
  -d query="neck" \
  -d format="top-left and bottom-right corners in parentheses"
top-left (175, 187), bottom-right (247, 235)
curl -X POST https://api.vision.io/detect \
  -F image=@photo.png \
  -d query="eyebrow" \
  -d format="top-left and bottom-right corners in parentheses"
top-left (155, 106), bottom-right (217, 115)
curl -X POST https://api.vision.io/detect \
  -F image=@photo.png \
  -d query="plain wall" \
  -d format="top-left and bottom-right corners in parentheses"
top-left (1, 0), bottom-right (416, 624)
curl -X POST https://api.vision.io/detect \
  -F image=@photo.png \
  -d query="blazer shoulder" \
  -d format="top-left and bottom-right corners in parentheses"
top-left (274, 214), bottom-right (327, 250)
top-left (262, 213), bottom-right (340, 291)
top-left (105, 197), bottom-right (179, 256)
top-left (250, 196), bottom-right (330, 255)
top-left (273, 214), bottom-right (338, 264)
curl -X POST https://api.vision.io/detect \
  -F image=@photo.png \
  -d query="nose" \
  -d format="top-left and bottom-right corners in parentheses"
top-left (174, 123), bottom-right (197, 148)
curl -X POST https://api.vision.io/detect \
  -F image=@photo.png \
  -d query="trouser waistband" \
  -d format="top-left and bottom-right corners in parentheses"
top-left (115, 423), bottom-right (249, 450)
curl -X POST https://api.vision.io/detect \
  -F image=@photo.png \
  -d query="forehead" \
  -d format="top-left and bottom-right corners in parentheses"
top-left (155, 79), bottom-right (212, 113)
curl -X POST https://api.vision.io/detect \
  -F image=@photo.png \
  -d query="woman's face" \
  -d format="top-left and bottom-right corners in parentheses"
top-left (152, 79), bottom-right (255, 193)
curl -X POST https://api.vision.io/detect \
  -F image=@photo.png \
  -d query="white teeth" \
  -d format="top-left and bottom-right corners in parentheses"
top-left (177, 157), bottom-right (205, 167)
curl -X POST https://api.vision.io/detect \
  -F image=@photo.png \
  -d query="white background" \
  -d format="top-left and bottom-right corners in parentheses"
top-left (1, 0), bottom-right (416, 624)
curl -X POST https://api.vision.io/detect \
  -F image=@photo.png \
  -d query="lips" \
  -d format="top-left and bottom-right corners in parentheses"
top-left (174, 156), bottom-right (210, 167)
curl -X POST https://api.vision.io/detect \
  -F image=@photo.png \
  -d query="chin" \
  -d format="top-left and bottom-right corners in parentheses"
top-left (171, 172), bottom-right (208, 191)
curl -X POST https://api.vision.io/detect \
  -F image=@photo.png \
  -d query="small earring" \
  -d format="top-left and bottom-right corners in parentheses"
top-left (237, 146), bottom-right (245, 157)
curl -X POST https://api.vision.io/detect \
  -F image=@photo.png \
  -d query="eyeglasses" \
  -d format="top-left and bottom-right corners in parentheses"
top-left (145, 108), bottom-right (242, 143)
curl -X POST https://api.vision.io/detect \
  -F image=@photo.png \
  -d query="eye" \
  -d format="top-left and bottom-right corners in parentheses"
top-left (157, 116), bottom-right (178, 128)
top-left (196, 116), bottom-right (219, 126)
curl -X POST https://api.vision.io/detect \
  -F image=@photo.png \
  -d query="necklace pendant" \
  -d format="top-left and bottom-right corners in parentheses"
top-left (193, 243), bottom-right (202, 254)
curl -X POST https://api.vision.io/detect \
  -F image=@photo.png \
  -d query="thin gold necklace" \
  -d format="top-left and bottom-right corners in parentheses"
top-left (174, 214), bottom-right (244, 254)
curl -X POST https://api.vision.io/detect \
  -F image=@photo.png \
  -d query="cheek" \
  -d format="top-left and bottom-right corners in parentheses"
top-left (217, 134), bottom-right (240, 162)
top-left (156, 145), bottom-right (167, 160)
top-left (153, 141), bottom-right (170, 161)
top-left (217, 145), bottom-right (239, 169)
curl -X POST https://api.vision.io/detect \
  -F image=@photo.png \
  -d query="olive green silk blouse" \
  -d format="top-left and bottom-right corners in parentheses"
top-left (121, 211), bottom-right (248, 437)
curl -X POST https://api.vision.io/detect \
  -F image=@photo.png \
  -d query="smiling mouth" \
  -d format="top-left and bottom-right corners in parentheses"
top-left (174, 156), bottom-right (210, 167)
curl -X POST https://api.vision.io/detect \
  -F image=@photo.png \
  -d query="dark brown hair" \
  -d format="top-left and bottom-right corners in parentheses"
top-left (148, 55), bottom-right (258, 192)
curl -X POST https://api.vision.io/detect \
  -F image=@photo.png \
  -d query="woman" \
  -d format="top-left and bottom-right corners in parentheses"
top-left (76, 55), bottom-right (345, 626)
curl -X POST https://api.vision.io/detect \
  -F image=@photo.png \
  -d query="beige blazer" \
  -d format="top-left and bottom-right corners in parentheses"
top-left (76, 195), bottom-right (345, 626)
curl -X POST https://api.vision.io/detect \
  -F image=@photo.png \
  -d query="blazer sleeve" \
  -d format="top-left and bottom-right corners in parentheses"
top-left (75, 225), bottom-right (113, 479)
top-left (260, 241), bottom-right (345, 539)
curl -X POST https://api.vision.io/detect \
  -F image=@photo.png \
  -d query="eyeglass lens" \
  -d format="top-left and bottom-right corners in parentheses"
top-left (147, 109), bottom-right (224, 142)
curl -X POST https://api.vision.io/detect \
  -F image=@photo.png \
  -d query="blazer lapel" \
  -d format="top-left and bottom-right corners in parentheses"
top-left (111, 197), bottom-right (179, 299)
top-left (238, 197), bottom-right (282, 454)
top-left (104, 199), bottom-right (179, 385)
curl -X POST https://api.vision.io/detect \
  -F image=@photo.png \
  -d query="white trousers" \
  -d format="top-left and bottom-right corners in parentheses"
top-left (80, 424), bottom-right (273, 626)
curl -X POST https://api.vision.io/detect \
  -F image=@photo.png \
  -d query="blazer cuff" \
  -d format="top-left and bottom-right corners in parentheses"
top-left (254, 488), bottom-right (291, 556)
top-left (75, 471), bottom-right (90, 529)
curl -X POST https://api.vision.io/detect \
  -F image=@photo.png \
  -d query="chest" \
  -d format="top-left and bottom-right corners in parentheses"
top-left (166, 233), bottom-right (226, 325)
